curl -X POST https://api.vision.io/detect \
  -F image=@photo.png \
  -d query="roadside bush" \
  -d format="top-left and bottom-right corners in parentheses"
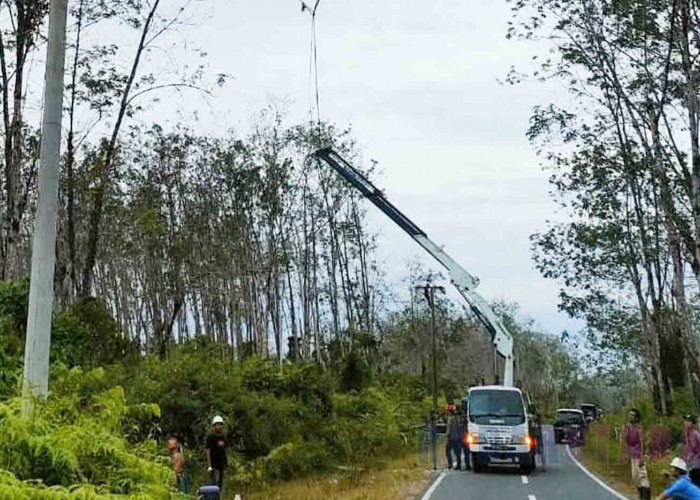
top-left (0, 369), bottom-right (173, 499)
top-left (0, 282), bottom-right (427, 495)
top-left (328, 388), bottom-right (404, 466)
top-left (107, 352), bottom-right (424, 490)
top-left (259, 441), bottom-right (332, 481)
top-left (232, 393), bottom-right (303, 458)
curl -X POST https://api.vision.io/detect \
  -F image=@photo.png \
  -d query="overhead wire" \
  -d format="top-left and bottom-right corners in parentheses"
top-left (299, 0), bottom-right (322, 132)
top-left (296, 0), bottom-right (324, 184)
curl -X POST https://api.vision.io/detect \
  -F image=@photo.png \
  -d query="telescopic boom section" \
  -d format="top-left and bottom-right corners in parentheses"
top-left (315, 147), bottom-right (515, 387)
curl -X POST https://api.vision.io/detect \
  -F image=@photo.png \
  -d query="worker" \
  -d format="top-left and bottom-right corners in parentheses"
top-left (446, 405), bottom-right (462, 470)
top-left (657, 457), bottom-right (700, 500)
top-left (457, 405), bottom-right (471, 471)
top-left (167, 436), bottom-right (187, 494)
top-left (206, 415), bottom-right (228, 491)
top-left (683, 414), bottom-right (700, 487)
top-left (622, 408), bottom-right (651, 500)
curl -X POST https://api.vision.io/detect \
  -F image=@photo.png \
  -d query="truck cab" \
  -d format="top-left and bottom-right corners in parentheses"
top-left (465, 386), bottom-right (536, 473)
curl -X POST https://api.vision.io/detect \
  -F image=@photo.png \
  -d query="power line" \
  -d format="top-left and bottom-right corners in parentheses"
top-left (298, 0), bottom-right (322, 130)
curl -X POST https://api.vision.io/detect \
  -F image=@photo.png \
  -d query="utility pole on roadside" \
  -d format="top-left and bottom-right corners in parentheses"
top-left (22, 0), bottom-right (69, 409)
top-left (416, 283), bottom-right (445, 413)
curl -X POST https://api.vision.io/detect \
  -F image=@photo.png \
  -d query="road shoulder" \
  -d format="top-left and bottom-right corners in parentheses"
top-left (571, 446), bottom-right (634, 499)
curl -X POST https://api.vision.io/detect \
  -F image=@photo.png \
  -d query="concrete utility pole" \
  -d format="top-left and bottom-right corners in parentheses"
top-left (22, 0), bottom-right (69, 405)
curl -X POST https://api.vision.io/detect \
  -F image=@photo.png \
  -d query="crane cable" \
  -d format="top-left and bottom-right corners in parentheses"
top-left (300, 0), bottom-right (322, 130)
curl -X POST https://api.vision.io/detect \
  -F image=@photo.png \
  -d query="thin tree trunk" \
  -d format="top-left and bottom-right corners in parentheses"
top-left (82, 0), bottom-right (161, 295)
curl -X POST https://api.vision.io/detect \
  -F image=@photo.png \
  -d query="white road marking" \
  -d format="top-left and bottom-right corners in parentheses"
top-left (565, 445), bottom-right (630, 500)
top-left (528, 495), bottom-right (536, 500)
top-left (521, 475), bottom-right (529, 485)
top-left (421, 471), bottom-right (447, 500)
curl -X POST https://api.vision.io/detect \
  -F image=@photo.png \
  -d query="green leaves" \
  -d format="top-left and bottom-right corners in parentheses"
top-left (0, 368), bottom-right (171, 498)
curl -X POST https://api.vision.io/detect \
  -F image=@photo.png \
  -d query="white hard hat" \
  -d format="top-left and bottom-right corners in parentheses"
top-left (671, 457), bottom-right (688, 472)
top-left (212, 415), bottom-right (224, 425)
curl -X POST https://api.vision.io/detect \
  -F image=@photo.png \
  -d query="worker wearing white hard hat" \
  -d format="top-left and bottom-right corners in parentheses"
top-left (206, 415), bottom-right (228, 492)
top-left (657, 457), bottom-right (700, 500)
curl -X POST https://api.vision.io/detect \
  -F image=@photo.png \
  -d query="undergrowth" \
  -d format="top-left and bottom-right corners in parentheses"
top-left (0, 281), bottom-right (431, 496)
top-left (0, 367), bottom-right (177, 499)
top-left (581, 392), bottom-right (696, 496)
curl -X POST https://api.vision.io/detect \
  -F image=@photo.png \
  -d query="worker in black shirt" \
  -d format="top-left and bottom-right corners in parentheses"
top-left (206, 415), bottom-right (228, 491)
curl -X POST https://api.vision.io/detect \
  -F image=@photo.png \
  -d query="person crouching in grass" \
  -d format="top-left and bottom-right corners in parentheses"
top-left (657, 457), bottom-right (700, 500)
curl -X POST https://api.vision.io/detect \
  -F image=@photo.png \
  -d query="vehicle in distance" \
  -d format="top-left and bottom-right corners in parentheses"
top-left (554, 409), bottom-right (586, 444)
top-left (466, 386), bottom-right (536, 474)
top-left (580, 403), bottom-right (598, 423)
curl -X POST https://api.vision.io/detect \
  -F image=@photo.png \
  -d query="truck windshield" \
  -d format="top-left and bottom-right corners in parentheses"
top-left (580, 405), bottom-right (596, 417)
top-left (468, 390), bottom-right (525, 426)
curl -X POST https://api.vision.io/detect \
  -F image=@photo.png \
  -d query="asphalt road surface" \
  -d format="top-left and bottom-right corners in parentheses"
top-left (423, 443), bottom-right (628, 500)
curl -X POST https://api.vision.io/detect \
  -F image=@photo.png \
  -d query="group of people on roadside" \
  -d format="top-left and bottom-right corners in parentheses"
top-left (622, 408), bottom-right (700, 500)
top-left (166, 415), bottom-right (230, 496)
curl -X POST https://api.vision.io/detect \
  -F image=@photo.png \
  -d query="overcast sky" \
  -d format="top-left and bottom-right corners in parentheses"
top-left (140, 0), bottom-right (580, 335)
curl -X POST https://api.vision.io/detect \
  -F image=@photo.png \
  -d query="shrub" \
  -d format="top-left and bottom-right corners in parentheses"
top-left (0, 369), bottom-right (174, 498)
top-left (259, 441), bottom-right (331, 481)
top-left (52, 299), bottom-right (137, 369)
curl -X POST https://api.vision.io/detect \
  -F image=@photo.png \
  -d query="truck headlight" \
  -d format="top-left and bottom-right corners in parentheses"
top-left (521, 434), bottom-right (534, 448)
top-left (465, 433), bottom-right (478, 445)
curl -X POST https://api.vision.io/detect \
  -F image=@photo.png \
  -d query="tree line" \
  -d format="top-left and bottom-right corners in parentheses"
top-left (509, 0), bottom-right (700, 414)
top-left (0, 1), bottom-right (386, 364)
top-left (0, 0), bottom-right (611, 415)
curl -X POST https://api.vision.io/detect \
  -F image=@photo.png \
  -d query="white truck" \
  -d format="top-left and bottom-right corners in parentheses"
top-left (464, 385), bottom-right (537, 473)
top-left (315, 148), bottom-right (540, 473)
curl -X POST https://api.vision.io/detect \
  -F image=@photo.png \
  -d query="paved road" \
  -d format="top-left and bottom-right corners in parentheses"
top-left (424, 444), bottom-right (627, 500)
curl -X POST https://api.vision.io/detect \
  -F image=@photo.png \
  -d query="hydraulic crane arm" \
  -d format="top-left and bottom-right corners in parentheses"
top-left (315, 147), bottom-right (514, 387)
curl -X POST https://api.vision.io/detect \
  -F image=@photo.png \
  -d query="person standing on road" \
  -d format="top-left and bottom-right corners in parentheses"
top-left (622, 408), bottom-right (651, 500)
top-left (683, 414), bottom-right (700, 488)
top-left (657, 457), bottom-right (700, 500)
top-left (446, 406), bottom-right (462, 470)
top-left (206, 415), bottom-right (228, 491)
top-left (457, 405), bottom-right (471, 471)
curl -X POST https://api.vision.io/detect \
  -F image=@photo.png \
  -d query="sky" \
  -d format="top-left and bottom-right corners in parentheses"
top-left (112, 0), bottom-right (582, 336)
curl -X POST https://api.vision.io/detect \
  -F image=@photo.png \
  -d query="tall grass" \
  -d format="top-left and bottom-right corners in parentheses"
top-left (581, 394), bottom-right (694, 497)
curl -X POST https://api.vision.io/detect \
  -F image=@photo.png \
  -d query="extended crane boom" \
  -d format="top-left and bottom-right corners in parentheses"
top-left (315, 147), bottom-right (514, 387)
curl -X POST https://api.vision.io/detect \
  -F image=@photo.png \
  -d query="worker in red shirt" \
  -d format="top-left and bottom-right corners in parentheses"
top-left (622, 408), bottom-right (651, 500)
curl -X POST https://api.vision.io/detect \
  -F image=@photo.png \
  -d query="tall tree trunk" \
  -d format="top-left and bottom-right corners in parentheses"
top-left (82, 0), bottom-right (161, 295)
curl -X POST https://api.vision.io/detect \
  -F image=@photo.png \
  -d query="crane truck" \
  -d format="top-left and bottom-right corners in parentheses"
top-left (315, 147), bottom-right (541, 473)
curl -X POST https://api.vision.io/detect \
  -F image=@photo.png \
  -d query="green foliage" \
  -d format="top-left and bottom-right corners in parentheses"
top-left (0, 368), bottom-right (174, 499)
top-left (0, 282), bottom-right (136, 400)
top-left (0, 280), bottom-right (29, 335)
top-left (52, 299), bottom-right (136, 369)
top-left (340, 350), bottom-right (372, 393)
top-left (0, 281), bottom-right (29, 398)
top-left (259, 442), bottom-right (331, 482)
top-left (104, 351), bottom-right (425, 489)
